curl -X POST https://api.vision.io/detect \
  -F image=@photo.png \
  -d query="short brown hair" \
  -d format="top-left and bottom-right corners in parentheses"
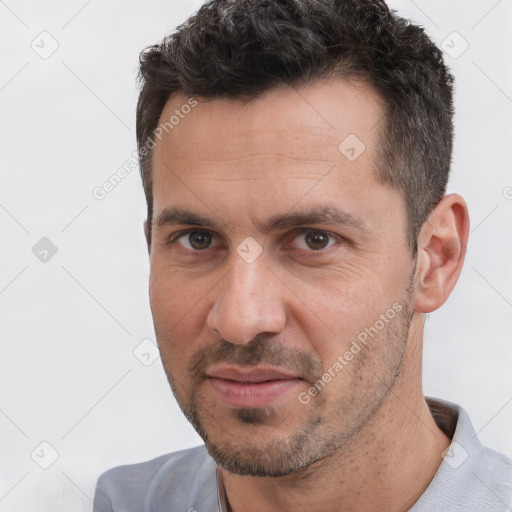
top-left (136, 0), bottom-right (454, 252)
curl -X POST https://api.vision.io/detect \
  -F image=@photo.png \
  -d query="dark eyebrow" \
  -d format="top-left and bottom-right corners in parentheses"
top-left (155, 207), bottom-right (215, 228)
top-left (259, 206), bottom-right (367, 233)
top-left (155, 206), bottom-right (367, 232)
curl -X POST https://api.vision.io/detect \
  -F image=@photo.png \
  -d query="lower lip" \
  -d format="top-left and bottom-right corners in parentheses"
top-left (207, 377), bottom-right (302, 408)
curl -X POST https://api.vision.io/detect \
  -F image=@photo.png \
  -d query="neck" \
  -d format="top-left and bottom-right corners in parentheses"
top-left (220, 324), bottom-right (451, 512)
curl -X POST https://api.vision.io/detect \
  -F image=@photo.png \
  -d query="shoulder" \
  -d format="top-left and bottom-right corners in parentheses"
top-left (414, 398), bottom-right (512, 511)
top-left (477, 444), bottom-right (512, 507)
top-left (93, 445), bottom-right (219, 512)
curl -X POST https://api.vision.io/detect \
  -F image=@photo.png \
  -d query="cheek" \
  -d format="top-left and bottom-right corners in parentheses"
top-left (291, 271), bottom-right (404, 363)
top-left (149, 263), bottom-right (202, 318)
top-left (149, 266), bottom-right (211, 360)
top-left (149, 271), bottom-right (181, 328)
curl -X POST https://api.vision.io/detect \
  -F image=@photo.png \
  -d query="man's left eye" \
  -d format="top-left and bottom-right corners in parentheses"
top-left (292, 230), bottom-right (338, 251)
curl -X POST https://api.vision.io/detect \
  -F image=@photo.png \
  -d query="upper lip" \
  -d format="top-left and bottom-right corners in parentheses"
top-left (206, 366), bottom-right (301, 383)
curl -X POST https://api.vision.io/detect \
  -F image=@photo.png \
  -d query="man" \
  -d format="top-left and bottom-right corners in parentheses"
top-left (93, 0), bottom-right (512, 510)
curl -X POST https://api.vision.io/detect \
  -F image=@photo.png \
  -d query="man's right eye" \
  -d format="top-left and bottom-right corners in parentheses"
top-left (168, 230), bottom-right (217, 251)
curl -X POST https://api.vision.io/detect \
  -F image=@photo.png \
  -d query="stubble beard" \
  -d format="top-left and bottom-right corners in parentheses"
top-left (160, 292), bottom-right (414, 477)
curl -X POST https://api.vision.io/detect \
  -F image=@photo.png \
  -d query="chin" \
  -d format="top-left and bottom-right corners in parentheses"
top-left (197, 412), bottom-right (335, 477)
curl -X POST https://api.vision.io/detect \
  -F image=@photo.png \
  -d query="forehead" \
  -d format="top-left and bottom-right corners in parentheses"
top-left (153, 79), bottom-right (383, 170)
top-left (150, 79), bottom-right (393, 229)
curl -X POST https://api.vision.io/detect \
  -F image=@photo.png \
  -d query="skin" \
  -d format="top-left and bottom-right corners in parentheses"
top-left (147, 79), bottom-right (469, 512)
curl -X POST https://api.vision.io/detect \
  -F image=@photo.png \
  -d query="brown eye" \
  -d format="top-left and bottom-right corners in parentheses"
top-left (288, 229), bottom-right (340, 252)
top-left (177, 231), bottom-right (213, 250)
top-left (304, 231), bottom-right (330, 250)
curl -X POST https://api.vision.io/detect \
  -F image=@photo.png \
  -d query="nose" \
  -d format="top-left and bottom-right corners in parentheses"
top-left (206, 251), bottom-right (287, 345)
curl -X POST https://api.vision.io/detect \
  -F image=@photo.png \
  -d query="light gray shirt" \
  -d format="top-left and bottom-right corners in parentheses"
top-left (93, 398), bottom-right (512, 511)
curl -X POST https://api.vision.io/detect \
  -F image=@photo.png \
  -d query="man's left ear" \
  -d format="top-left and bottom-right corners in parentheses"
top-left (414, 193), bottom-right (470, 313)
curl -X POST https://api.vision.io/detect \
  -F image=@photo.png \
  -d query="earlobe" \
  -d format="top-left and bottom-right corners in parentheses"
top-left (414, 194), bottom-right (469, 313)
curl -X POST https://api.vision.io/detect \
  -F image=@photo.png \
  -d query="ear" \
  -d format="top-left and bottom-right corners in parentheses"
top-left (414, 194), bottom-right (469, 313)
top-left (144, 219), bottom-right (151, 254)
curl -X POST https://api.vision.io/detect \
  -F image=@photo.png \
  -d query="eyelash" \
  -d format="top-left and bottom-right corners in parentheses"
top-left (166, 229), bottom-right (342, 254)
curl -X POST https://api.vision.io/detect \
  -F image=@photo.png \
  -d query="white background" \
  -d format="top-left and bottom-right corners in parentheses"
top-left (0, 0), bottom-right (511, 510)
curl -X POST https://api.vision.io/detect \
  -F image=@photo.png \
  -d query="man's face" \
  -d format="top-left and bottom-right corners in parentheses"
top-left (149, 80), bottom-right (417, 477)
